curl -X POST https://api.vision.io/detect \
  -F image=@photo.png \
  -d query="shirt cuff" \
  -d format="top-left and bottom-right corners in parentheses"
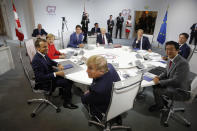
top-left (54, 73), bottom-right (56, 77)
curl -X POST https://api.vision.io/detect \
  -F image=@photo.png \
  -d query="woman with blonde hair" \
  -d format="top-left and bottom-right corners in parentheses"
top-left (46, 34), bottom-right (65, 59)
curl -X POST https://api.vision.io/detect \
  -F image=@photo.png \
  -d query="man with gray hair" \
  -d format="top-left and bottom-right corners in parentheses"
top-left (81, 55), bottom-right (120, 121)
top-left (96, 28), bottom-right (113, 46)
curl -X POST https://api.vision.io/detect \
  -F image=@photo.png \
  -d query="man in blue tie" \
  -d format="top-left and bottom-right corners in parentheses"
top-left (32, 39), bottom-right (78, 109)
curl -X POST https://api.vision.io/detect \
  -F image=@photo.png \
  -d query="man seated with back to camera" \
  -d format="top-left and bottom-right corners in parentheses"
top-left (163, 33), bottom-right (191, 60)
top-left (81, 55), bottom-right (122, 124)
top-left (149, 41), bottom-right (190, 112)
top-left (91, 23), bottom-right (101, 35)
top-left (32, 24), bottom-right (48, 37)
top-left (67, 25), bottom-right (84, 48)
top-left (32, 39), bottom-right (78, 109)
top-left (132, 29), bottom-right (152, 52)
top-left (96, 28), bottom-right (113, 46)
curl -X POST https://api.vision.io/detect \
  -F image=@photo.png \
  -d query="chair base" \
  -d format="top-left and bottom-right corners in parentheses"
top-left (27, 98), bottom-right (61, 117)
top-left (88, 120), bottom-right (131, 131)
top-left (161, 107), bottom-right (191, 127)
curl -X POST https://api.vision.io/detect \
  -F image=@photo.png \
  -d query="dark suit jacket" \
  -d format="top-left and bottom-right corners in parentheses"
top-left (96, 33), bottom-right (113, 44)
top-left (116, 16), bottom-right (124, 27)
top-left (32, 52), bottom-right (58, 90)
top-left (81, 63), bottom-right (120, 114)
top-left (91, 27), bottom-right (101, 34)
top-left (107, 19), bottom-right (114, 29)
top-left (179, 43), bottom-right (191, 59)
top-left (132, 36), bottom-right (151, 50)
top-left (67, 33), bottom-right (84, 48)
top-left (81, 19), bottom-right (90, 31)
top-left (159, 55), bottom-right (190, 91)
top-left (32, 29), bottom-right (47, 37)
top-left (190, 23), bottom-right (197, 34)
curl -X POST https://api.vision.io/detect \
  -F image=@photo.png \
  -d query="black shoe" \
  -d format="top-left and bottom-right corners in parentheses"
top-left (149, 104), bottom-right (163, 112)
top-left (63, 102), bottom-right (78, 109)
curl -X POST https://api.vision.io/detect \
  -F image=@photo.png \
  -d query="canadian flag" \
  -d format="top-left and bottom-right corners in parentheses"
top-left (12, 1), bottom-right (24, 41)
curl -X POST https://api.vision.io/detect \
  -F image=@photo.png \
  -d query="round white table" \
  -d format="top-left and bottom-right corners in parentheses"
top-left (54, 45), bottom-right (166, 87)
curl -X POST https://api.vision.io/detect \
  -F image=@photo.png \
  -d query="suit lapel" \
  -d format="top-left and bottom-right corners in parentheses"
top-left (167, 55), bottom-right (180, 76)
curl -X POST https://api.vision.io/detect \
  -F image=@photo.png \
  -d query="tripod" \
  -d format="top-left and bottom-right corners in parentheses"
top-left (61, 17), bottom-right (68, 49)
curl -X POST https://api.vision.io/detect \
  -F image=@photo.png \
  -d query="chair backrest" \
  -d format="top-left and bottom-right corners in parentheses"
top-left (19, 49), bottom-right (35, 90)
top-left (143, 34), bottom-right (153, 44)
top-left (187, 45), bottom-right (195, 62)
top-left (189, 76), bottom-right (197, 102)
top-left (62, 31), bottom-right (73, 48)
top-left (25, 39), bottom-right (36, 62)
top-left (106, 74), bottom-right (142, 121)
top-left (87, 35), bottom-right (97, 45)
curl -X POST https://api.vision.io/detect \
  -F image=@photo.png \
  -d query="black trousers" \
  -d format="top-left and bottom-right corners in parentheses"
top-left (116, 26), bottom-right (122, 39)
top-left (82, 28), bottom-right (88, 43)
top-left (153, 85), bottom-right (190, 107)
top-left (108, 27), bottom-right (113, 37)
top-left (53, 76), bottom-right (73, 102)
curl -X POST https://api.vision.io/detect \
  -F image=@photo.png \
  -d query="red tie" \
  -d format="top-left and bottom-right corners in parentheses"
top-left (102, 35), bottom-right (105, 44)
top-left (169, 60), bottom-right (172, 69)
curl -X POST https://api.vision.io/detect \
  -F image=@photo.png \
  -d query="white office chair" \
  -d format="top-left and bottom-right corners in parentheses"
top-left (161, 76), bottom-right (197, 127)
top-left (88, 74), bottom-right (143, 131)
top-left (143, 34), bottom-right (153, 44)
top-left (24, 39), bottom-right (36, 62)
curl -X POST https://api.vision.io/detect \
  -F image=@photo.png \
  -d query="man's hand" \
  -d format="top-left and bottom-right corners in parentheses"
top-left (55, 71), bottom-right (65, 77)
top-left (79, 44), bottom-right (84, 48)
top-left (84, 90), bottom-right (89, 95)
top-left (58, 64), bottom-right (64, 70)
top-left (148, 49), bottom-right (152, 52)
top-left (59, 55), bottom-right (66, 59)
top-left (153, 76), bottom-right (160, 85)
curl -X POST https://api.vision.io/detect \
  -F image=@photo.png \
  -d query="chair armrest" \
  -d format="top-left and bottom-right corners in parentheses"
top-left (176, 88), bottom-right (191, 94)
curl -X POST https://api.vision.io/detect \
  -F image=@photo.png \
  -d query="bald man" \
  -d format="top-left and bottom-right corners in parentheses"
top-left (32, 24), bottom-right (48, 37)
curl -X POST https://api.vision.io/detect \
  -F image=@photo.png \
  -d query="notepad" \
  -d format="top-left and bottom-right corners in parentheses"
top-left (159, 60), bottom-right (167, 64)
top-left (143, 76), bottom-right (153, 82)
top-left (64, 64), bottom-right (73, 70)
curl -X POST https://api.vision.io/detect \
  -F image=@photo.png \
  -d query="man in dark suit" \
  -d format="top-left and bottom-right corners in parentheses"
top-left (115, 13), bottom-right (124, 39)
top-left (81, 12), bottom-right (90, 43)
top-left (32, 39), bottom-right (78, 109)
top-left (107, 15), bottom-right (114, 37)
top-left (178, 33), bottom-right (191, 59)
top-left (32, 24), bottom-right (48, 37)
top-left (68, 25), bottom-right (84, 48)
top-left (96, 28), bottom-right (113, 46)
top-left (149, 41), bottom-right (190, 112)
top-left (189, 23), bottom-right (197, 45)
top-left (91, 23), bottom-right (101, 35)
top-left (81, 55), bottom-right (120, 120)
top-left (132, 29), bottom-right (152, 51)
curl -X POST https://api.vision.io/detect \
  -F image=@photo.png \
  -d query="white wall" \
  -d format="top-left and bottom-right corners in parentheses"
top-left (0, 0), bottom-right (34, 40)
top-left (2, 0), bottom-right (197, 43)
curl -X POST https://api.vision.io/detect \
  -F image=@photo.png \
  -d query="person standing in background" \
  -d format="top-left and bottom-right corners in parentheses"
top-left (81, 12), bottom-right (90, 43)
top-left (115, 13), bottom-right (124, 39)
top-left (125, 15), bottom-right (132, 39)
top-left (189, 23), bottom-right (197, 45)
top-left (107, 15), bottom-right (114, 38)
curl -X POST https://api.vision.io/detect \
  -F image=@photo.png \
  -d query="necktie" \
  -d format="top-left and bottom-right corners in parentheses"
top-left (169, 60), bottom-right (172, 69)
top-left (102, 35), bottom-right (105, 44)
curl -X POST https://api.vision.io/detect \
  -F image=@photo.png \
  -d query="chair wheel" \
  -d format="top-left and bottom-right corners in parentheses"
top-left (56, 108), bottom-right (61, 113)
top-left (186, 123), bottom-right (191, 127)
top-left (163, 122), bottom-right (169, 127)
top-left (127, 128), bottom-right (132, 131)
top-left (27, 101), bottom-right (32, 105)
top-left (31, 113), bottom-right (36, 118)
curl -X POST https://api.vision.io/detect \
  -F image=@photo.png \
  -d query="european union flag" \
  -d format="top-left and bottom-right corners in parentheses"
top-left (157, 11), bottom-right (168, 45)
